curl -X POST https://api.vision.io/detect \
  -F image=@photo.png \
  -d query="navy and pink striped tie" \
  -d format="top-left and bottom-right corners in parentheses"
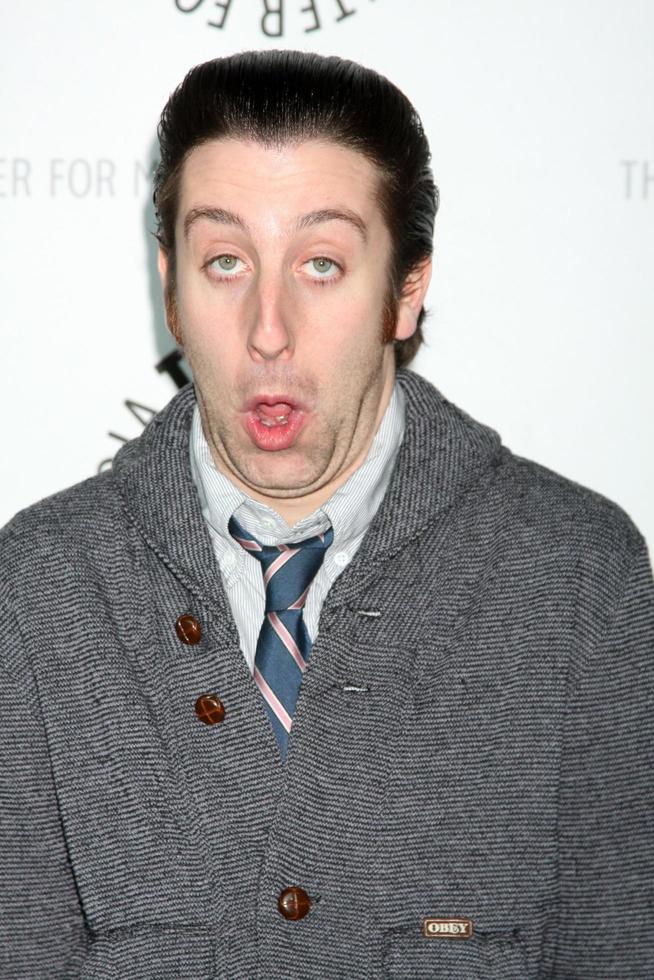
top-left (228, 516), bottom-right (334, 760)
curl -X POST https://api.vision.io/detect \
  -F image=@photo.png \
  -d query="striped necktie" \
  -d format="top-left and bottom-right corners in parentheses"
top-left (228, 516), bottom-right (334, 761)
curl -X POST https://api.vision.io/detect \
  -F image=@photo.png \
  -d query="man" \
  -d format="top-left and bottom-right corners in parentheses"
top-left (0, 51), bottom-right (652, 979)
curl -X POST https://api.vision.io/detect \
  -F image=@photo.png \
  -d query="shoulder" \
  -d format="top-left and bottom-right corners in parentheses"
top-left (0, 468), bottom-right (125, 584)
top-left (399, 369), bottom-right (645, 561)
top-left (493, 448), bottom-right (649, 637)
top-left (0, 383), bottom-right (197, 583)
top-left (499, 447), bottom-right (644, 557)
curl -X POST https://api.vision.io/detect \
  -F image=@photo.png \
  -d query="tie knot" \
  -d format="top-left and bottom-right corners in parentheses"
top-left (229, 516), bottom-right (334, 612)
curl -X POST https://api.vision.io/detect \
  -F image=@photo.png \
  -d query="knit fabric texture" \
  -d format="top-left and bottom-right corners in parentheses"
top-left (0, 369), bottom-right (652, 979)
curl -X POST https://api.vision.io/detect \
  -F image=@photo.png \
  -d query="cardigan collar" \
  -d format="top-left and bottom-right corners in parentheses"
top-left (113, 369), bottom-right (503, 611)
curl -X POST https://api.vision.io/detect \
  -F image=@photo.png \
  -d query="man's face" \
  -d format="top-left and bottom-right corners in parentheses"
top-left (159, 137), bottom-right (428, 505)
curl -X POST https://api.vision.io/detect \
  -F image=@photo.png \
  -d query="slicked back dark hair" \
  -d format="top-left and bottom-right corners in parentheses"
top-left (154, 50), bottom-right (438, 368)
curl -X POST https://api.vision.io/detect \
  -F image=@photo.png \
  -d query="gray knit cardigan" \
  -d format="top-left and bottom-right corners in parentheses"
top-left (1, 369), bottom-right (652, 979)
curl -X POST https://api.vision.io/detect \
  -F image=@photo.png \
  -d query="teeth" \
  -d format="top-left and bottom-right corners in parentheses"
top-left (260, 415), bottom-right (289, 427)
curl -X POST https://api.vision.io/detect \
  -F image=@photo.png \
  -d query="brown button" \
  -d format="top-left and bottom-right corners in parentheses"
top-left (194, 694), bottom-right (225, 725)
top-left (175, 614), bottom-right (202, 645)
top-left (277, 886), bottom-right (311, 921)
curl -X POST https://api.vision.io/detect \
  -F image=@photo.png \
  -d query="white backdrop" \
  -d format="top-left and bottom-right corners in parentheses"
top-left (2, 0), bottom-right (652, 544)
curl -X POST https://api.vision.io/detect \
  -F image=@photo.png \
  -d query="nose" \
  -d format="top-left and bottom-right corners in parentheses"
top-left (247, 277), bottom-right (293, 362)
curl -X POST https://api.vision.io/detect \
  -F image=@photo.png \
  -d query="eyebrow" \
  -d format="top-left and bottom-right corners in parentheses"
top-left (183, 205), bottom-right (368, 242)
top-left (184, 207), bottom-right (247, 239)
top-left (295, 208), bottom-right (368, 242)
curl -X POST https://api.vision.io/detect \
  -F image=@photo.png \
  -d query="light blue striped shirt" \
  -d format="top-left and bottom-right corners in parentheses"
top-left (189, 383), bottom-right (405, 673)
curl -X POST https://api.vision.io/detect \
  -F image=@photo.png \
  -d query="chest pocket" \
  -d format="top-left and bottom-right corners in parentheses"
top-left (382, 924), bottom-right (528, 979)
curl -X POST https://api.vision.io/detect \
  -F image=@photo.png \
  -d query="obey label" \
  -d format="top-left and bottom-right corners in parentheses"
top-left (422, 917), bottom-right (473, 939)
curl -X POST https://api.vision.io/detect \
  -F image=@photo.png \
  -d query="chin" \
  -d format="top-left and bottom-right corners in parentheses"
top-left (240, 452), bottom-right (328, 496)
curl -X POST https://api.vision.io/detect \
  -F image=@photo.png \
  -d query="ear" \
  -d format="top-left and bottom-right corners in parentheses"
top-left (393, 257), bottom-right (432, 341)
top-left (158, 245), bottom-right (182, 345)
top-left (157, 245), bottom-right (169, 291)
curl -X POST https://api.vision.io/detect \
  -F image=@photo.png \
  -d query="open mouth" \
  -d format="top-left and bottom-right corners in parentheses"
top-left (255, 401), bottom-right (293, 427)
top-left (244, 396), bottom-right (306, 451)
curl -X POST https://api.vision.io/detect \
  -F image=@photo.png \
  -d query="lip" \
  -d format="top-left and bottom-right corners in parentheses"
top-left (243, 393), bottom-right (307, 452)
top-left (244, 393), bottom-right (304, 412)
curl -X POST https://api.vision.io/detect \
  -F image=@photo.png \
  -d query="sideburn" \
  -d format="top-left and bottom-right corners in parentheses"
top-left (382, 290), bottom-right (399, 345)
top-left (164, 266), bottom-right (182, 345)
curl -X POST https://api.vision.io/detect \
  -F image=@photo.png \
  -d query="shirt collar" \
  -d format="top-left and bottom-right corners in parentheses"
top-left (189, 383), bottom-right (406, 552)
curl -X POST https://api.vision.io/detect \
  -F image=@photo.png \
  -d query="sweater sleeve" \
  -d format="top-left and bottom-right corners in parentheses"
top-left (0, 589), bottom-right (90, 978)
top-left (552, 536), bottom-right (654, 978)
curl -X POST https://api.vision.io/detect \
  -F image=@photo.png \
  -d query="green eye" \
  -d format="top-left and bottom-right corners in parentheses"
top-left (216, 254), bottom-right (238, 270)
top-left (311, 257), bottom-right (335, 275)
